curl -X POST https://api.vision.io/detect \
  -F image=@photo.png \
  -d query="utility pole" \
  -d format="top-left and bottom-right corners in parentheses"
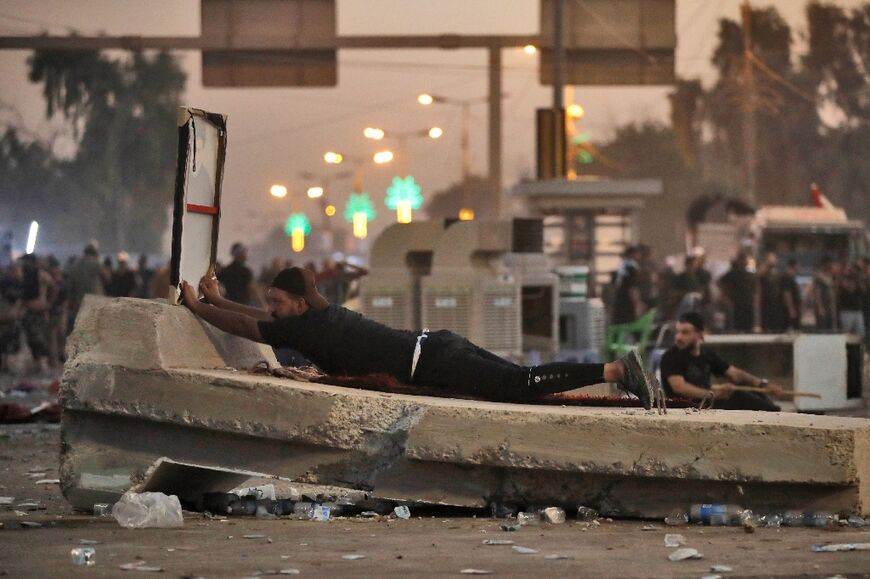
top-left (488, 44), bottom-right (502, 218)
top-left (553, 0), bottom-right (564, 111)
top-left (741, 0), bottom-right (757, 206)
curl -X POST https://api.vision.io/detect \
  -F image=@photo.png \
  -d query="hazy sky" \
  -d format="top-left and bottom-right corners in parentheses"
top-left (0, 0), bottom-right (863, 257)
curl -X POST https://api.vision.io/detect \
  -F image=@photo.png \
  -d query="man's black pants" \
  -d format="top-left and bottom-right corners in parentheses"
top-left (714, 390), bottom-right (780, 412)
top-left (412, 330), bottom-right (605, 402)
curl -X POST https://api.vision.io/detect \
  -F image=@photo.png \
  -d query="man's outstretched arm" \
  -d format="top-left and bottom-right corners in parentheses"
top-left (668, 375), bottom-right (730, 401)
top-left (200, 276), bottom-right (271, 321)
top-left (182, 281), bottom-right (264, 343)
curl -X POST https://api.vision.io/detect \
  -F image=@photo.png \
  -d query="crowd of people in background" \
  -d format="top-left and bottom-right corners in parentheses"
top-left (0, 240), bottom-right (370, 376)
top-left (1, 236), bottom-right (866, 377)
top-left (610, 245), bottom-right (869, 343)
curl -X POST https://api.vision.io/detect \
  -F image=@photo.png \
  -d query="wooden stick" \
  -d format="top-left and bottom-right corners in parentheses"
top-left (713, 384), bottom-right (822, 399)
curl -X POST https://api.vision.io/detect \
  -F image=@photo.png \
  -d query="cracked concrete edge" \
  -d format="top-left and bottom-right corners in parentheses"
top-left (60, 363), bottom-right (870, 486)
top-left (58, 409), bottom-right (868, 516)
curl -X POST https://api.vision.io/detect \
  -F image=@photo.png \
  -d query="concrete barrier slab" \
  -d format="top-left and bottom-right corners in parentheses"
top-left (60, 297), bottom-right (870, 516)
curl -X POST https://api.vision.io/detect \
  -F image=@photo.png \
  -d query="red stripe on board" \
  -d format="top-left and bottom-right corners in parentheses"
top-left (187, 203), bottom-right (218, 215)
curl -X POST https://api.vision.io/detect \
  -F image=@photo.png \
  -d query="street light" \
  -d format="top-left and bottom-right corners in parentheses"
top-left (428, 126), bottom-right (443, 139)
top-left (373, 150), bottom-right (394, 164)
top-left (270, 184), bottom-right (288, 198)
top-left (417, 93), bottom-right (435, 106)
top-left (363, 127), bottom-right (385, 140)
top-left (523, 44), bottom-right (537, 55)
top-left (307, 186), bottom-right (324, 199)
top-left (567, 103), bottom-right (585, 119)
top-left (324, 151), bottom-right (343, 164)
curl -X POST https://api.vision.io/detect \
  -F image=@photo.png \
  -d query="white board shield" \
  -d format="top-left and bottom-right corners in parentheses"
top-left (169, 107), bottom-right (228, 304)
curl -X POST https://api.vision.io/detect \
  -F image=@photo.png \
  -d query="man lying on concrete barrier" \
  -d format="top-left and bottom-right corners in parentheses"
top-left (181, 267), bottom-right (665, 409)
top-left (660, 312), bottom-right (784, 411)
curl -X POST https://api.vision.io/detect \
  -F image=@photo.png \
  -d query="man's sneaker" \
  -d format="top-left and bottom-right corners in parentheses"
top-left (617, 350), bottom-right (654, 410)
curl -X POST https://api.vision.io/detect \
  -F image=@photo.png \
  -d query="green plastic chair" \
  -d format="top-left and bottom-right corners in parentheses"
top-left (603, 308), bottom-right (658, 363)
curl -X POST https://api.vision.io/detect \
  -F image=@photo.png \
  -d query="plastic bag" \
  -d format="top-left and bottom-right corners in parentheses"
top-left (112, 492), bottom-right (183, 529)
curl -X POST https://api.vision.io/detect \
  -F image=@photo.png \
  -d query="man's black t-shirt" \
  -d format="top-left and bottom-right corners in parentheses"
top-left (257, 305), bottom-right (418, 380)
top-left (659, 345), bottom-right (731, 397)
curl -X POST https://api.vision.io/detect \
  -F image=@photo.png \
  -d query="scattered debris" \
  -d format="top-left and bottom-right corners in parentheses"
top-left (251, 570), bottom-right (300, 576)
top-left (243, 534), bottom-right (267, 539)
top-left (664, 533), bottom-right (685, 548)
top-left (20, 521), bottom-right (43, 528)
top-left (393, 505), bottom-right (411, 519)
top-left (482, 539), bottom-right (515, 546)
top-left (641, 525), bottom-right (660, 531)
top-left (516, 512), bottom-right (538, 526)
top-left (576, 506), bottom-right (599, 522)
top-left (811, 543), bottom-right (870, 553)
top-left (512, 546), bottom-right (538, 554)
top-left (70, 547), bottom-right (96, 566)
top-left (499, 523), bottom-right (519, 532)
top-left (668, 548), bottom-right (703, 561)
top-left (79, 539), bottom-right (101, 545)
top-left (760, 514), bottom-right (783, 528)
top-left (119, 561), bottom-right (165, 572)
top-left (544, 554), bottom-right (573, 560)
top-left (710, 565), bottom-right (733, 572)
top-left (15, 502), bottom-right (41, 510)
top-left (541, 507), bottom-right (566, 524)
top-left (700, 575), bottom-right (722, 579)
top-left (113, 492), bottom-right (183, 529)
top-left (846, 515), bottom-right (866, 528)
top-left (460, 569), bottom-right (493, 575)
top-left (0, 496), bottom-right (14, 506)
top-left (341, 554), bottom-right (366, 560)
top-left (34, 478), bottom-right (59, 485)
top-left (93, 503), bottom-right (113, 517)
top-left (310, 505), bottom-right (331, 522)
top-left (234, 484), bottom-right (276, 501)
top-left (664, 510), bottom-right (688, 526)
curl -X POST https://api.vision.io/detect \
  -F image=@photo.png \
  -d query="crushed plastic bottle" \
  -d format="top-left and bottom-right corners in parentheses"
top-left (664, 509), bottom-right (689, 526)
top-left (70, 547), bottom-right (96, 566)
top-left (760, 513), bottom-right (783, 528)
top-left (112, 492), bottom-right (183, 529)
top-left (541, 507), bottom-right (566, 524)
top-left (394, 505), bottom-right (411, 519)
top-left (847, 515), bottom-right (866, 528)
top-left (689, 504), bottom-right (745, 526)
top-left (92, 503), bottom-right (112, 517)
top-left (516, 512), bottom-right (539, 526)
top-left (783, 511), bottom-right (836, 528)
top-left (576, 506), bottom-right (599, 522)
top-left (310, 504), bottom-right (331, 522)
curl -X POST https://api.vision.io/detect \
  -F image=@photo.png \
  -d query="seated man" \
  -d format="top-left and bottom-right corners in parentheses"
top-left (660, 312), bottom-right (783, 411)
top-left (181, 267), bottom-right (665, 409)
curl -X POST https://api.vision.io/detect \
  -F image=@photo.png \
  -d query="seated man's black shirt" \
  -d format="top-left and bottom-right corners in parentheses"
top-left (258, 305), bottom-right (417, 380)
top-left (659, 345), bottom-right (731, 397)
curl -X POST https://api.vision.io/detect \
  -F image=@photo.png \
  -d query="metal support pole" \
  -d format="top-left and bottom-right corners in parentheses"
top-left (461, 102), bottom-right (471, 213)
top-left (488, 44), bottom-right (503, 218)
top-left (553, 0), bottom-right (564, 111)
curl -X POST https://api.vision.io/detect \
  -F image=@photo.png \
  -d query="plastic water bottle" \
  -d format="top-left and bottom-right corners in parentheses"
top-left (783, 511), bottom-right (835, 527)
top-left (576, 506), bottom-right (599, 522)
top-left (516, 512), bottom-right (539, 526)
top-left (70, 547), bottom-right (96, 566)
top-left (689, 504), bottom-right (744, 526)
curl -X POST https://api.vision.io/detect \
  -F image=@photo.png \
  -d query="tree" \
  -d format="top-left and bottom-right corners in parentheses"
top-left (424, 175), bottom-right (494, 221)
top-left (25, 49), bottom-right (185, 254)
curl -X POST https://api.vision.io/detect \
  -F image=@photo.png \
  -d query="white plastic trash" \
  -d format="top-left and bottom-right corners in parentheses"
top-left (112, 492), bottom-right (183, 529)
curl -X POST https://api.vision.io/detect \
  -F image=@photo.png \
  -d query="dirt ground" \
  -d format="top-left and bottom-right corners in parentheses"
top-left (0, 422), bottom-right (868, 578)
top-left (2, 367), bottom-right (870, 578)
